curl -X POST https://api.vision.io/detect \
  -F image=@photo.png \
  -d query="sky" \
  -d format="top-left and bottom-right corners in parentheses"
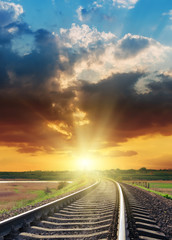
top-left (0, 0), bottom-right (172, 171)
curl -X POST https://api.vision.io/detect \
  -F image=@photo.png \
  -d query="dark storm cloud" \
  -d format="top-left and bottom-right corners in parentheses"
top-left (0, 87), bottom-right (76, 152)
top-left (0, 25), bottom-right (78, 152)
top-left (78, 72), bottom-right (172, 143)
top-left (12, 31), bottom-right (60, 85)
top-left (0, 38), bottom-right (58, 88)
top-left (0, 22), bottom-right (92, 152)
top-left (4, 28), bottom-right (76, 88)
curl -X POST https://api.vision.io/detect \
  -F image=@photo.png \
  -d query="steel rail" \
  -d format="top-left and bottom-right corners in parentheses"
top-left (116, 181), bottom-right (126, 240)
top-left (0, 181), bottom-right (99, 238)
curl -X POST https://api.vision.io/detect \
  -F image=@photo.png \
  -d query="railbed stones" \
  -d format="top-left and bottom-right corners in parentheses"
top-left (121, 183), bottom-right (171, 240)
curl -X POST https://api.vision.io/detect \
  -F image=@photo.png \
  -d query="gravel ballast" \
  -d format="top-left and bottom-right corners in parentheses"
top-left (121, 183), bottom-right (172, 239)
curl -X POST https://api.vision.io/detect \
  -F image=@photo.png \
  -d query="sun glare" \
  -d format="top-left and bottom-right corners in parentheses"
top-left (78, 156), bottom-right (94, 171)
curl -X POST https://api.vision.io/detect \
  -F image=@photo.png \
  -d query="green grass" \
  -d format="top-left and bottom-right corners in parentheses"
top-left (149, 182), bottom-right (172, 188)
top-left (0, 201), bottom-right (8, 214)
top-left (1, 169), bottom-right (171, 181)
top-left (9, 178), bottom-right (95, 212)
top-left (13, 188), bottom-right (19, 193)
top-left (133, 185), bottom-right (172, 200)
top-left (0, 208), bottom-right (8, 214)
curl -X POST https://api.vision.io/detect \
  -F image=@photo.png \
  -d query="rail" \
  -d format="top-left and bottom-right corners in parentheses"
top-left (116, 181), bottom-right (127, 240)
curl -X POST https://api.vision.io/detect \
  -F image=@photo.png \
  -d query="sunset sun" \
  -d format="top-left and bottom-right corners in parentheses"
top-left (79, 157), bottom-right (93, 170)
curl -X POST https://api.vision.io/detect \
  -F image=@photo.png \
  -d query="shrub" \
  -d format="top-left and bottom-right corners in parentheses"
top-left (44, 187), bottom-right (51, 194)
top-left (164, 194), bottom-right (172, 200)
top-left (58, 181), bottom-right (68, 190)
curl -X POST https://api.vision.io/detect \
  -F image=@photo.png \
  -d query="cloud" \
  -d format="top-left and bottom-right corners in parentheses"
top-left (93, 1), bottom-right (103, 8)
top-left (59, 27), bottom-right (171, 88)
top-left (59, 24), bottom-right (118, 86)
top-left (115, 33), bottom-right (154, 58)
top-left (163, 9), bottom-right (172, 20)
top-left (0, 2), bottom-right (30, 48)
top-left (0, 19), bottom-right (172, 153)
top-left (113, 0), bottom-right (139, 9)
top-left (0, 27), bottom-right (77, 153)
top-left (76, 6), bottom-right (92, 22)
top-left (0, 83), bottom-right (76, 153)
top-left (59, 26), bottom-right (171, 86)
top-left (112, 34), bottom-right (171, 77)
top-left (111, 150), bottom-right (138, 157)
top-left (76, 0), bottom-right (139, 23)
top-left (0, 1), bottom-right (23, 27)
top-left (60, 23), bottom-right (116, 48)
top-left (78, 71), bottom-right (172, 143)
top-left (76, 3), bottom-right (113, 23)
top-left (3, 25), bottom-right (172, 88)
top-left (0, 27), bottom-right (12, 45)
top-left (5, 22), bottom-right (33, 35)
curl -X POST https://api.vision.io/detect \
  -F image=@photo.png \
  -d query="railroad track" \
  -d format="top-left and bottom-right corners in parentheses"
top-left (0, 180), bottom-right (169, 240)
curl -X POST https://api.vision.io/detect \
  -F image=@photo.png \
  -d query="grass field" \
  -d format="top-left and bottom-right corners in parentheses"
top-left (125, 180), bottom-right (172, 199)
top-left (148, 181), bottom-right (172, 196)
top-left (149, 182), bottom-right (172, 189)
top-left (0, 178), bottom-right (94, 214)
